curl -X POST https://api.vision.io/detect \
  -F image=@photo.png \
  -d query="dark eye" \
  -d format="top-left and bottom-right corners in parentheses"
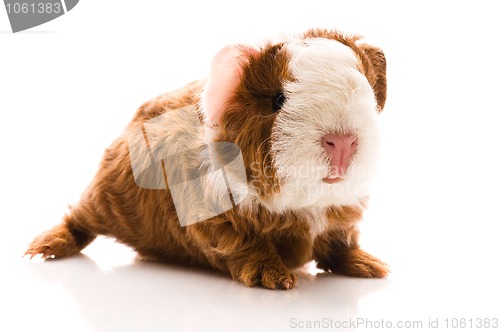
top-left (272, 92), bottom-right (286, 112)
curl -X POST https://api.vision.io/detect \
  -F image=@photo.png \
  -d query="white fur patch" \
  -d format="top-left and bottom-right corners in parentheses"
top-left (300, 207), bottom-right (329, 238)
top-left (264, 38), bottom-right (380, 234)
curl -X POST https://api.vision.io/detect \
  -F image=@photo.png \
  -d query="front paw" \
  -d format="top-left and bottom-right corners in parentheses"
top-left (230, 258), bottom-right (298, 290)
top-left (317, 248), bottom-right (389, 278)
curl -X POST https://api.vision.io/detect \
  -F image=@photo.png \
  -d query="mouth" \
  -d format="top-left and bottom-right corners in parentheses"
top-left (322, 176), bottom-right (343, 184)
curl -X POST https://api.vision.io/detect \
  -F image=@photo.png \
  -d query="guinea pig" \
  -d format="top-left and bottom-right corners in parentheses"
top-left (25, 29), bottom-right (388, 290)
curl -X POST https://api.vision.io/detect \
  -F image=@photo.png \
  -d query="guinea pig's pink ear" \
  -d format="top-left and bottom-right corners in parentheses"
top-left (358, 44), bottom-right (387, 112)
top-left (202, 44), bottom-right (260, 124)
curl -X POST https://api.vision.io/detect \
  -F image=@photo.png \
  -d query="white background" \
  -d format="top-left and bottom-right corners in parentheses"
top-left (2, 1), bottom-right (500, 331)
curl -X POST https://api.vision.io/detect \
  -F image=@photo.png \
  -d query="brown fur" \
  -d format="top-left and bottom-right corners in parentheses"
top-left (303, 29), bottom-right (387, 110)
top-left (26, 30), bottom-right (388, 290)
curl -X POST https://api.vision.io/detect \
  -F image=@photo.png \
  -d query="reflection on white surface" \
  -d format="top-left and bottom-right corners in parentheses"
top-left (12, 241), bottom-right (391, 332)
top-left (6, 229), bottom-right (499, 332)
top-left (6, 231), bottom-right (500, 332)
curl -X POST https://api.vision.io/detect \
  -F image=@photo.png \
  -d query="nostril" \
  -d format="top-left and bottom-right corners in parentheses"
top-left (321, 133), bottom-right (358, 178)
top-left (322, 133), bottom-right (358, 153)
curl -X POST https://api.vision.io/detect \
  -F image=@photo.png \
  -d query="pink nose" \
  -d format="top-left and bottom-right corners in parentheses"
top-left (321, 133), bottom-right (358, 177)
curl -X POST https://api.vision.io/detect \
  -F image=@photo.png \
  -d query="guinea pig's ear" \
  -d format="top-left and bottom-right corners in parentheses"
top-left (202, 44), bottom-right (260, 124)
top-left (358, 44), bottom-right (387, 111)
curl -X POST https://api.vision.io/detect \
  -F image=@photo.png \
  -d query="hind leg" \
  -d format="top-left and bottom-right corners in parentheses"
top-left (25, 208), bottom-right (97, 259)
